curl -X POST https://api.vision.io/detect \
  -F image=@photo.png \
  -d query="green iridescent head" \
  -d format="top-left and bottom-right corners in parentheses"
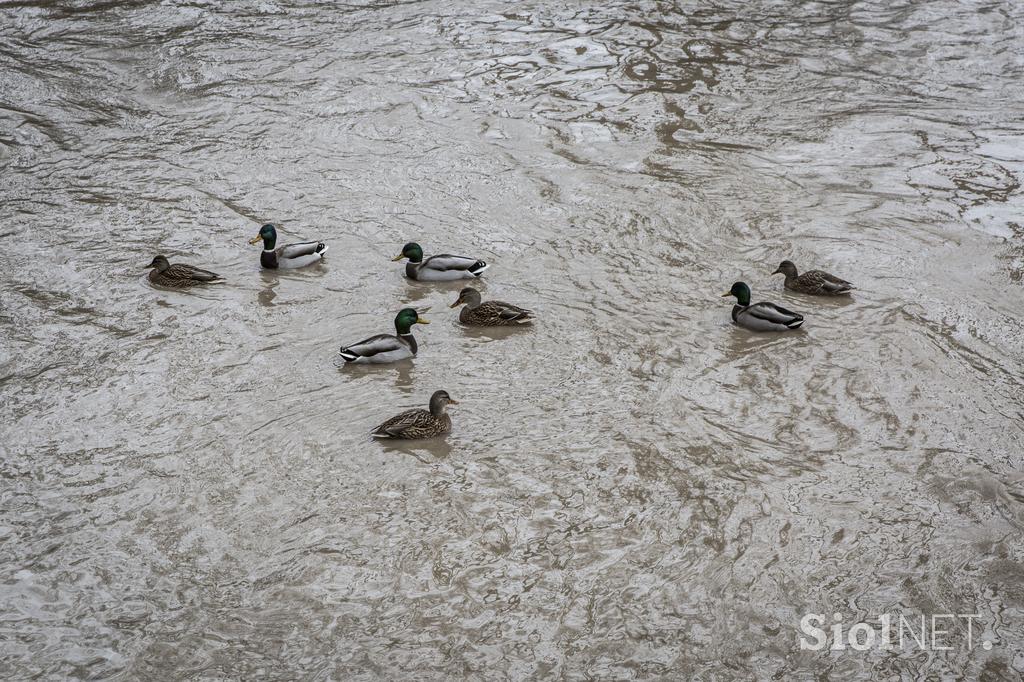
top-left (394, 307), bottom-right (429, 334)
top-left (722, 281), bottom-right (751, 306)
top-left (392, 242), bottom-right (424, 264)
top-left (249, 224), bottom-right (277, 249)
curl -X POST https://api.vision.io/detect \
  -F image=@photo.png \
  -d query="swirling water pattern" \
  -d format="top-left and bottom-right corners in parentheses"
top-left (1, 0), bottom-right (1023, 679)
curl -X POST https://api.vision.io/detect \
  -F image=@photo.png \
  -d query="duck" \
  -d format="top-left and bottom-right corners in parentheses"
top-left (371, 390), bottom-right (457, 439)
top-left (147, 255), bottom-right (225, 287)
top-left (339, 308), bottom-right (429, 363)
top-left (449, 287), bottom-right (533, 326)
top-left (392, 242), bottom-right (488, 281)
top-left (772, 260), bottom-right (853, 295)
top-left (722, 281), bottom-right (804, 332)
top-left (248, 224), bottom-right (328, 269)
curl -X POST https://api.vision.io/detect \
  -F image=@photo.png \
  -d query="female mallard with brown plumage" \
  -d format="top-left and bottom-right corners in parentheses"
top-left (772, 260), bottom-right (853, 296)
top-left (147, 255), bottom-right (225, 287)
top-left (449, 287), bottom-right (533, 326)
top-left (371, 390), bottom-right (457, 439)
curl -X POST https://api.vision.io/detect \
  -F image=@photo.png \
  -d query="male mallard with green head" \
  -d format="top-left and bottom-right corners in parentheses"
top-left (449, 287), bottom-right (533, 326)
top-left (371, 390), bottom-right (457, 439)
top-left (339, 308), bottom-right (429, 363)
top-left (147, 255), bottom-right (225, 287)
top-left (392, 242), bottom-right (488, 281)
top-left (722, 281), bottom-right (804, 332)
top-left (772, 260), bottom-right (853, 295)
top-left (248, 224), bottom-right (328, 269)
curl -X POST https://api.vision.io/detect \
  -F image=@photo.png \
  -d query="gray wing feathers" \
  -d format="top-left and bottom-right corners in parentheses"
top-left (749, 302), bottom-right (803, 327)
top-left (341, 334), bottom-right (404, 357)
top-left (278, 241), bottom-right (327, 259)
top-left (424, 254), bottom-right (484, 271)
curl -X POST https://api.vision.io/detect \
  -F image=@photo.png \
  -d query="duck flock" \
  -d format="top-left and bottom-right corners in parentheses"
top-left (148, 223), bottom-right (854, 440)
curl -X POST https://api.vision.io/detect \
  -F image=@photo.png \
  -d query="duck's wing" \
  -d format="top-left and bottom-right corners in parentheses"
top-left (339, 333), bottom-right (405, 361)
top-left (422, 254), bottom-right (488, 275)
top-left (803, 270), bottom-right (854, 294)
top-left (748, 302), bottom-right (804, 328)
top-left (489, 301), bottom-right (534, 321)
top-left (277, 241), bottom-right (328, 259)
top-left (371, 408), bottom-right (431, 437)
top-left (818, 270), bottom-right (854, 292)
top-left (165, 263), bottom-right (224, 282)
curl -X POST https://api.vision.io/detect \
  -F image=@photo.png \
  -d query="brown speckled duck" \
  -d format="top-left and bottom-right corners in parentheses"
top-left (371, 390), bottom-right (457, 439)
top-left (449, 287), bottom-right (533, 326)
top-left (772, 260), bottom-right (853, 296)
top-left (147, 255), bottom-right (225, 287)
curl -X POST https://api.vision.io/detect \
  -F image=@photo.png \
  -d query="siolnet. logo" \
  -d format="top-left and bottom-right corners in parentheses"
top-left (799, 613), bottom-right (994, 651)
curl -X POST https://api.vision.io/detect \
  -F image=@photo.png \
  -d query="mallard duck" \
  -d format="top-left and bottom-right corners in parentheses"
top-left (248, 224), bottom-right (328, 269)
top-left (772, 260), bottom-right (853, 296)
top-left (371, 390), bottom-right (457, 439)
top-left (147, 255), bottom-right (225, 287)
top-left (722, 281), bottom-right (804, 332)
top-left (449, 287), bottom-right (533, 326)
top-left (392, 242), bottom-right (488, 281)
top-left (339, 308), bottom-right (429, 363)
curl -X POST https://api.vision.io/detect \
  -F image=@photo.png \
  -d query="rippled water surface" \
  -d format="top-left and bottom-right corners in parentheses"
top-left (2, 0), bottom-right (1024, 679)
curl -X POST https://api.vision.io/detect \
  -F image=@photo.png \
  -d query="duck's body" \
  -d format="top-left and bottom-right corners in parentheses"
top-left (393, 242), bottom-right (488, 281)
top-left (723, 282), bottom-right (804, 332)
top-left (147, 255), bottom-right (225, 287)
top-left (372, 390), bottom-right (456, 439)
top-left (450, 287), bottom-right (533, 326)
top-left (340, 333), bottom-right (418, 364)
top-left (249, 224), bottom-right (328, 269)
top-left (731, 301), bottom-right (805, 332)
top-left (260, 242), bottom-right (329, 270)
top-left (773, 260), bottom-right (853, 296)
top-left (339, 308), bottom-right (429, 364)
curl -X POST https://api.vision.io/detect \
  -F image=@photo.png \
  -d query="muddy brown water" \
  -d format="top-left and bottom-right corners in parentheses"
top-left (2, 0), bottom-right (1023, 679)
